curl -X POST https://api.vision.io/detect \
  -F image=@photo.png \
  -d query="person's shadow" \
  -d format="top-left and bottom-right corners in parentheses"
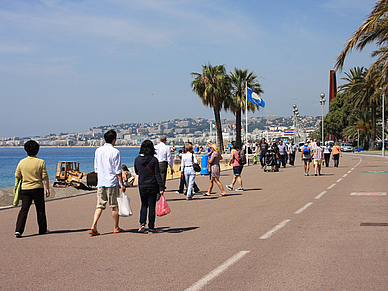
top-left (21, 228), bottom-right (90, 238)
top-left (124, 226), bottom-right (199, 234)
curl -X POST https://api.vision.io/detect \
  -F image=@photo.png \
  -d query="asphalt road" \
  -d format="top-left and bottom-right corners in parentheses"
top-left (1, 153), bottom-right (387, 291)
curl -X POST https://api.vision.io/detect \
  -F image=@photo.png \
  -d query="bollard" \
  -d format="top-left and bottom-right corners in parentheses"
top-left (200, 154), bottom-right (209, 175)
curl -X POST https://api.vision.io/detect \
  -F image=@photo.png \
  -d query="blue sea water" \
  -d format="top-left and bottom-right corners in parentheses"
top-left (0, 147), bottom-right (140, 189)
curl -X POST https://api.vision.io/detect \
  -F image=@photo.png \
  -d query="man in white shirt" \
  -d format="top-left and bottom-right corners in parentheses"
top-left (89, 130), bottom-right (126, 236)
top-left (155, 135), bottom-right (174, 190)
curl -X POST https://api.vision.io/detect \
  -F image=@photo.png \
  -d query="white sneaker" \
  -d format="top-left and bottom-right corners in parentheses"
top-left (226, 185), bottom-right (233, 190)
top-left (235, 188), bottom-right (244, 192)
top-left (138, 224), bottom-right (146, 233)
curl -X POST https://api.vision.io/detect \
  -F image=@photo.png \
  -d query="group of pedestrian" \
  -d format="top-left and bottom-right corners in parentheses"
top-left (258, 138), bottom-right (299, 169)
top-left (301, 139), bottom-right (342, 176)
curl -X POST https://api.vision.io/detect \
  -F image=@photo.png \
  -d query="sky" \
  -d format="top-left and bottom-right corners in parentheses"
top-left (0, 0), bottom-right (378, 137)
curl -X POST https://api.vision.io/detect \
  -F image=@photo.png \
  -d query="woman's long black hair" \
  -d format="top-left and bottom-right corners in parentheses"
top-left (139, 140), bottom-right (156, 156)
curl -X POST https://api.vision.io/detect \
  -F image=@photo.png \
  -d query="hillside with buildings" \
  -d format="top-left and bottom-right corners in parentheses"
top-left (1, 116), bottom-right (321, 147)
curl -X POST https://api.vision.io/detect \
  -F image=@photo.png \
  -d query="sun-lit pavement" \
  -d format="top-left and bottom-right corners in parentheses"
top-left (1, 153), bottom-right (387, 290)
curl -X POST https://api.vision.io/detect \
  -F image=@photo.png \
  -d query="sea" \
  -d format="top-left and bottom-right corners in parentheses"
top-left (0, 147), bottom-right (140, 189)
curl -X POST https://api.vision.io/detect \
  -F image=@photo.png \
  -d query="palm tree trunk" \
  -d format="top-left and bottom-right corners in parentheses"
top-left (213, 107), bottom-right (224, 152)
top-left (236, 109), bottom-right (242, 147)
top-left (371, 100), bottom-right (377, 149)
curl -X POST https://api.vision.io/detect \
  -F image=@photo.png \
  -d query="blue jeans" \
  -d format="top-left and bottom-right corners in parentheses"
top-left (184, 167), bottom-right (196, 198)
top-left (139, 186), bottom-right (158, 229)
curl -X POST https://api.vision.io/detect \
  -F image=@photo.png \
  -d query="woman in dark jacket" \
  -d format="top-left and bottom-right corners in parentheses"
top-left (134, 140), bottom-right (164, 233)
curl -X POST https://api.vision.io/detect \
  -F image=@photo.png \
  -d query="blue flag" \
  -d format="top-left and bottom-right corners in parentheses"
top-left (247, 87), bottom-right (265, 108)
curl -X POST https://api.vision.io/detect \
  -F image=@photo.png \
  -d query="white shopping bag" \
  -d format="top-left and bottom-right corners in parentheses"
top-left (117, 192), bottom-right (133, 217)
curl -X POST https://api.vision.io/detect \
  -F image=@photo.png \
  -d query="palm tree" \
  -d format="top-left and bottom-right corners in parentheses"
top-left (343, 110), bottom-right (372, 150)
top-left (191, 63), bottom-right (230, 150)
top-left (339, 66), bottom-right (378, 149)
top-left (224, 68), bottom-right (263, 147)
top-left (334, 0), bottom-right (388, 72)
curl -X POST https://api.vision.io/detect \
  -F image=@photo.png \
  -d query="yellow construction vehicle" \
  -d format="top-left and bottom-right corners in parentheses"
top-left (53, 161), bottom-right (97, 190)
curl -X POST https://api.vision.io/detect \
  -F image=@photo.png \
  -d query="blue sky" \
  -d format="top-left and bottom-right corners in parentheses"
top-left (0, 0), bottom-right (377, 137)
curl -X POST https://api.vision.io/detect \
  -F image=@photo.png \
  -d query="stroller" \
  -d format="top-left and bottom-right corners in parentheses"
top-left (263, 147), bottom-right (279, 172)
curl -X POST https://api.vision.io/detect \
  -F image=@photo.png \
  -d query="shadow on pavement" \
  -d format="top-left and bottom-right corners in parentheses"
top-left (22, 228), bottom-right (90, 238)
top-left (124, 226), bottom-right (199, 234)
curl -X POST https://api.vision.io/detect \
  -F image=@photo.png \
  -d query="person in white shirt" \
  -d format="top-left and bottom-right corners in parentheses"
top-left (180, 143), bottom-right (198, 200)
top-left (154, 135), bottom-right (174, 190)
top-left (89, 130), bottom-right (125, 236)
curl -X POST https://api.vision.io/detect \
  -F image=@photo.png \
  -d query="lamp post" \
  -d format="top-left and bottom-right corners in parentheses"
top-left (383, 91), bottom-right (385, 157)
top-left (320, 93), bottom-right (326, 145)
top-left (293, 104), bottom-right (297, 143)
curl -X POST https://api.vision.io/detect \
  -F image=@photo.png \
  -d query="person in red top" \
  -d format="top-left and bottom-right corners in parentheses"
top-left (226, 141), bottom-right (244, 192)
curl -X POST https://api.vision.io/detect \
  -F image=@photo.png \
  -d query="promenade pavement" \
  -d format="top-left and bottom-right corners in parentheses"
top-left (1, 153), bottom-right (387, 290)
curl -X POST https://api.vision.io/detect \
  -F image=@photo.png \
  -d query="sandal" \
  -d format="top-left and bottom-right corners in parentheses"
top-left (113, 228), bottom-right (125, 234)
top-left (203, 193), bottom-right (211, 196)
top-left (88, 229), bottom-right (100, 236)
top-left (219, 193), bottom-right (227, 197)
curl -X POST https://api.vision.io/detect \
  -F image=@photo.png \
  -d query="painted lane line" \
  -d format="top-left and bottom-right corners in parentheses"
top-left (327, 183), bottom-right (336, 190)
top-left (315, 191), bottom-right (327, 200)
top-left (336, 178), bottom-right (343, 183)
top-left (294, 202), bottom-right (314, 214)
top-left (259, 219), bottom-right (291, 240)
top-left (351, 168), bottom-right (355, 170)
top-left (342, 174), bottom-right (348, 178)
top-left (347, 171), bottom-right (352, 174)
top-left (185, 251), bottom-right (250, 291)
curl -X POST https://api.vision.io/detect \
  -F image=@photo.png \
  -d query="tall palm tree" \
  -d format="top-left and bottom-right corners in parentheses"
top-left (224, 68), bottom-right (263, 147)
top-left (191, 63), bottom-right (230, 150)
top-left (339, 66), bottom-right (378, 149)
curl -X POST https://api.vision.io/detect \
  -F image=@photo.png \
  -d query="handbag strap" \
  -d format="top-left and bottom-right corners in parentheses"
top-left (145, 164), bottom-right (155, 176)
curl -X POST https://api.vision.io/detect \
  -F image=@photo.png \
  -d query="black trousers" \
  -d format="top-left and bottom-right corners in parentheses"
top-left (279, 154), bottom-right (286, 168)
top-left (159, 162), bottom-right (168, 189)
top-left (289, 152), bottom-right (296, 165)
top-left (15, 188), bottom-right (47, 234)
top-left (324, 153), bottom-right (330, 167)
top-left (178, 175), bottom-right (200, 193)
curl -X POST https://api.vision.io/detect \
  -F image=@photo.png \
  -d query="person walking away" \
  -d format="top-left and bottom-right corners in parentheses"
top-left (332, 142), bottom-right (342, 167)
top-left (180, 143), bottom-right (198, 200)
top-left (301, 141), bottom-right (313, 176)
top-left (154, 135), bottom-right (174, 191)
top-left (121, 164), bottom-right (135, 187)
top-left (259, 138), bottom-right (268, 168)
top-left (205, 144), bottom-right (227, 196)
top-left (288, 140), bottom-right (298, 166)
top-left (278, 140), bottom-right (288, 168)
top-left (14, 140), bottom-right (50, 238)
top-left (322, 142), bottom-right (331, 167)
top-left (226, 141), bottom-right (244, 191)
top-left (89, 130), bottom-right (125, 236)
top-left (135, 140), bottom-right (164, 233)
top-left (176, 143), bottom-right (200, 194)
top-left (312, 141), bottom-right (324, 176)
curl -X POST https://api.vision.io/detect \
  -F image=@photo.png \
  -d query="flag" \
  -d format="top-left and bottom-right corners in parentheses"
top-left (247, 87), bottom-right (265, 108)
top-left (211, 123), bottom-right (217, 129)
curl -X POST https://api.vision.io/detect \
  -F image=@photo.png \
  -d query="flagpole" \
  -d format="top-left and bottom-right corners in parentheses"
top-left (245, 81), bottom-right (248, 165)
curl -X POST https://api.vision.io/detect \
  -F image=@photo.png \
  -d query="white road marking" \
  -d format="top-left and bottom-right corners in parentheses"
top-left (351, 168), bottom-right (355, 170)
top-left (185, 251), bottom-right (250, 291)
top-left (294, 202), bottom-right (314, 214)
top-left (347, 171), bottom-right (352, 174)
top-left (259, 219), bottom-right (291, 240)
top-left (336, 178), bottom-right (343, 183)
top-left (342, 174), bottom-right (347, 178)
top-left (327, 183), bottom-right (336, 190)
top-left (315, 191), bottom-right (327, 200)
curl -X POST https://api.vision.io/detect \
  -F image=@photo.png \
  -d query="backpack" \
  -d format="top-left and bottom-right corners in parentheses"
top-left (238, 149), bottom-right (247, 165)
top-left (302, 145), bottom-right (310, 155)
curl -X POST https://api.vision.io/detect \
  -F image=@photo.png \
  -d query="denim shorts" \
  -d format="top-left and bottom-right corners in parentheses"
top-left (233, 166), bottom-right (243, 176)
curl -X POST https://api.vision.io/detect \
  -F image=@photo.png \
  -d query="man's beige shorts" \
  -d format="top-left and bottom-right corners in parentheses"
top-left (314, 159), bottom-right (322, 165)
top-left (96, 185), bottom-right (119, 209)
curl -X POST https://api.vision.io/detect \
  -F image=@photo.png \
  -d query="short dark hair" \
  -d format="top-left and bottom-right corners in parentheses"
top-left (24, 140), bottom-right (40, 156)
top-left (317, 141), bottom-right (321, 147)
top-left (139, 140), bottom-right (155, 156)
top-left (104, 130), bottom-right (117, 143)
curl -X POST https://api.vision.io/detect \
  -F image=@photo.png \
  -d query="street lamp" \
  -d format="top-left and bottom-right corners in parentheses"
top-left (383, 91), bottom-right (385, 157)
top-left (293, 104), bottom-right (298, 143)
top-left (320, 93), bottom-right (326, 145)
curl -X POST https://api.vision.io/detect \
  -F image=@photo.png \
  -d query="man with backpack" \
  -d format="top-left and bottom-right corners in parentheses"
top-left (226, 141), bottom-right (245, 192)
top-left (301, 141), bottom-right (313, 176)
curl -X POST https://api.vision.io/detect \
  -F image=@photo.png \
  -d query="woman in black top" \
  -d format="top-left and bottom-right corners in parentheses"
top-left (134, 140), bottom-right (164, 233)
